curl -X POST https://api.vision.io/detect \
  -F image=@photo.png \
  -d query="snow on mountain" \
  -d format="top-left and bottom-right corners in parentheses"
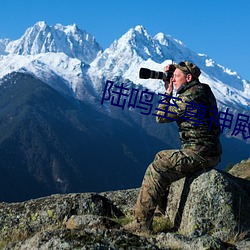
top-left (0, 52), bottom-right (98, 102)
top-left (0, 22), bottom-right (249, 112)
top-left (0, 39), bottom-right (9, 55)
top-left (0, 22), bottom-right (103, 102)
top-left (88, 25), bottom-right (250, 111)
top-left (88, 26), bottom-right (165, 80)
top-left (5, 21), bottom-right (102, 64)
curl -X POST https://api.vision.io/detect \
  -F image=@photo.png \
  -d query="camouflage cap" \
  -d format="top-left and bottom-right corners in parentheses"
top-left (176, 61), bottom-right (201, 79)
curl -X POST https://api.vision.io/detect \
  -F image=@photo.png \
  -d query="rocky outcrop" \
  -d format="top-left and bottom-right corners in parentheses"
top-left (165, 169), bottom-right (250, 240)
top-left (1, 169), bottom-right (250, 249)
top-left (229, 158), bottom-right (250, 180)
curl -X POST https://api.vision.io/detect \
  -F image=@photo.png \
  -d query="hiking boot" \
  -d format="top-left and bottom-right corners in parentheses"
top-left (124, 219), bottom-right (152, 234)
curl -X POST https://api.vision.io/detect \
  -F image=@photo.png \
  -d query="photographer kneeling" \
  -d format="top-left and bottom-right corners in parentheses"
top-left (124, 61), bottom-right (222, 233)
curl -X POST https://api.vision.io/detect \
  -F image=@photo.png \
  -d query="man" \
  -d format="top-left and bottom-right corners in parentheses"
top-left (124, 61), bottom-right (222, 233)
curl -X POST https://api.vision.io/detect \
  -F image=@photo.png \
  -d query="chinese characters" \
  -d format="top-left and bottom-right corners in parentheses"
top-left (101, 80), bottom-right (250, 140)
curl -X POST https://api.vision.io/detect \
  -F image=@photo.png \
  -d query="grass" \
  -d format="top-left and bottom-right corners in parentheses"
top-left (112, 216), bottom-right (134, 227)
top-left (113, 214), bottom-right (174, 235)
top-left (152, 216), bottom-right (174, 234)
top-left (225, 230), bottom-right (250, 245)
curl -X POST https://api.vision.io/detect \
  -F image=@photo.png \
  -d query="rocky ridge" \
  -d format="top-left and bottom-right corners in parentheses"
top-left (1, 168), bottom-right (250, 249)
top-left (229, 158), bottom-right (250, 180)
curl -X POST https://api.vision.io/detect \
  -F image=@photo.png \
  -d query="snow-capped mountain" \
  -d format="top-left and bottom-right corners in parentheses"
top-left (0, 22), bottom-right (250, 111)
top-left (3, 21), bottom-right (102, 64)
top-left (1, 22), bottom-right (250, 201)
top-left (89, 25), bottom-right (250, 111)
top-left (0, 21), bottom-right (103, 101)
top-left (0, 52), bottom-right (98, 101)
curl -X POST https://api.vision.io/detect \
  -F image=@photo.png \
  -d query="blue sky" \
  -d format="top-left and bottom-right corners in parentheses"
top-left (1, 0), bottom-right (250, 81)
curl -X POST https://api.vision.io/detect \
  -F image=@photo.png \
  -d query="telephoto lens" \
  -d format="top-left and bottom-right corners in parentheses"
top-left (139, 65), bottom-right (176, 82)
top-left (139, 68), bottom-right (167, 80)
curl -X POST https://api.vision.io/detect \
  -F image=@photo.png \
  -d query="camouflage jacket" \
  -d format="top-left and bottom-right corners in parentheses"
top-left (156, 79), bottom-right (222, 157)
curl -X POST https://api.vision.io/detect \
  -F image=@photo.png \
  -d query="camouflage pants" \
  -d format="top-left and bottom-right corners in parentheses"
top-left (134, 149), bottom-right (220, 222)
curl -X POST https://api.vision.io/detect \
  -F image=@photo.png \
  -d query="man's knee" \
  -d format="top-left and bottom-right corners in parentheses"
top-left (152, 150), bottom-right (176, 170)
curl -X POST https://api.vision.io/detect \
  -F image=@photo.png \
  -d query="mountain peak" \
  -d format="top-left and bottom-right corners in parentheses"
top-left (125, 25), bottom-right (150, 41)
top-left (34, 21), bottom-right (48, 29)
top-left (5, 21), bottom-right (102, 64)
top-left (89, 25), bottom-right (171, 79)
top-left (134, 25), bottom-right (147, 34)
top-left (54, 23), bottom-right (79, 33)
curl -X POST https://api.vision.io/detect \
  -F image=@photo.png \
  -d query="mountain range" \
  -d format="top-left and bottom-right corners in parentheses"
top-left (0, 21), bottom-right (249, 202)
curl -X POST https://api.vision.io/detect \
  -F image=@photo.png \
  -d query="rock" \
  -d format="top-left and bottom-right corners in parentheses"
top-left (0, 193), bottom-right (124, 248)
top-left (65, 214), bottom-right (120, 230)
top-left (156, 232), bottom-right (228, 250)
top-left (3, 228), bottom-right (161, 250)
top-left (1, 168), bottom-right (250, 249)
top-left (229, 158), bottom-right (250, 180)
top-left (235, 240), bottom-right (250, 250)
top-left (165, 169), bottom-right (250, 241)
top-left (101, 188), bottom-right (140, 215)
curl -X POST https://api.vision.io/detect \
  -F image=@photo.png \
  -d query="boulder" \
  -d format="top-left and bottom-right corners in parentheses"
top-left (165, 169), bottom-right (250, 241)
top-left (229, 158), bottom-right (250, 180)
top-left (1, 169), bottom-right (250, 249)
top-left (0, 193), bottom-right (124, 248)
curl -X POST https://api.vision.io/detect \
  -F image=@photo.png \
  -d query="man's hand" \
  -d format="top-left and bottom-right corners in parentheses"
top-left (163, 65), bottom-right (174, 94)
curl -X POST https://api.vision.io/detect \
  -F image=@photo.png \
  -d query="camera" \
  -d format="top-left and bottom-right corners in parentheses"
top-left (139, 64), bottom-right (176, 82)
